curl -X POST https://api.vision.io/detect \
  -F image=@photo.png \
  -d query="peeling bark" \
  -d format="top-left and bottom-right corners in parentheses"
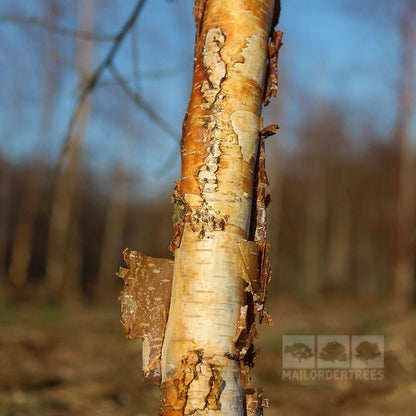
top-left (160, 351), bottom-right (226, 415)
top-left (170, 182), bottom-right (189, 252)
top-left (264, 30), bottom-right (283, 106)
top-left (120, 0), bottom-right (281, 414)
top-left (246, 388), bottom-right (268, 416)
top-left (193, 0), bottom-right (206, 44)
top-left (118, 249), bottom-right (173, 384)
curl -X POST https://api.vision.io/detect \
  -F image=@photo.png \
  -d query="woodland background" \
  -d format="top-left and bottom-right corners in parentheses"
top-left (0, 0), bottom-right (415, 415)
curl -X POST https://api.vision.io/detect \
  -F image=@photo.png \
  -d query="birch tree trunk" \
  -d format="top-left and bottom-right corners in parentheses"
top-left (393, 0), bottom-right (416, 313)
top-left (45, 0), bottom-right (94, 297)
top-left (119, 1), bottom-right (282, 414)
top-left (0, 158), bottom-right (10, 289)
top-left (8, 0), bottom-right (60, 290)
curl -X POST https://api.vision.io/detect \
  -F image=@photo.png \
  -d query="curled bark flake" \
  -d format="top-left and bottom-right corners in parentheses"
top-left (193, 0), bottom-right (206, 44)
top-left (170, 183), bottom-right (190, 252)
top-left (236, 238), bottom-right (271, 326)
top-left (262, 310), bottom-right (273, 326)
top-left (240, 363), bottom-right (251, 390)
top-left (271, 0), bottom-right (282, 33)
top-left (257, 240), bottom-right (272, 325)
top-left (249, 120), bottom-right (273, 325)
top-left (231, 312), bottom-right (257, 371)
top-left (237, 240), bottom-right (260, 297)
top-left (233, 305), bottom-right (248, 344)
top-left (240, 322), bottom-right (257, 359)
top-left (246, 388), bottom-right (268, 416)
top-left (260, 123), bottom-right (279, 139)
top-left (170, 224), bottom-right (185, 252)
top-left (253, 134), bottom-right (268, 242)
top-left (118, 249), bottom-right (173, 384)
top-left (264, 30), bottom-right (283, 106)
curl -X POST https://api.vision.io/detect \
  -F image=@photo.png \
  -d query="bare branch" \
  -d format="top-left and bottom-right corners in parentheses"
top-left (130, 20), bottom-right (141, 97)
top-left (95, 65), bottom-right (189, 88)
top-left (57, 0), bottom-right (148, 167)
top-left (77, 0), bottom-right (148, 100)
top-left (109, 64), bottom-right (181, 141)
top-left (0, 14), bottom-right (115, 41)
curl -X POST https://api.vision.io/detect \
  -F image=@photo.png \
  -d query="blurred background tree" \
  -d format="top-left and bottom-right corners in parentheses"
top-left (0, 0), bottom-right (415, 310)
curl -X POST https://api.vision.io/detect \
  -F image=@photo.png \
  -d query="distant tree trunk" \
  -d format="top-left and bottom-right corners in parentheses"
top-left (303, 133), bottom-right (327, 303)
top-left (393, 0), bottom-right (416, 313)
top-left (268, 142), bottom-right (285, 291)
top-left (327, 174), bottom-right (351, 293)
top-left (119, 1), bottom-right (282, 414)
top-left (0, 159), bottom-right (11, 289)
top-left (8, 163), bottom-right (46, 289)
top-left (7, 1), bottom-right (60, 291)
top-left (354, 213), bottom-right (377, 296)
top-left (64, 181), bottom-right (84, 297)
top-left (97, 166), bottom-right (128, 291)
top-left (45, 0), bottom-right (94, 298)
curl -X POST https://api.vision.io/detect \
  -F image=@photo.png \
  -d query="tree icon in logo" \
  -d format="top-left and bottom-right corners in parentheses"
top-left (284, 342), bottom-right (314, 363)
top-left (319, 341), bottom-right (347, 363)
top-left (355, 340), bottom-right (381, 363)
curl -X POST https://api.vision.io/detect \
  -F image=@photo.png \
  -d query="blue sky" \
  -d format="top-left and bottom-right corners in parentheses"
top-left (0, 0), bottom-right (412, 197)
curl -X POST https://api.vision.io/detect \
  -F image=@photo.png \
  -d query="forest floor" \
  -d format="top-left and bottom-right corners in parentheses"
top-left (0, 291), bottom-right (415, 416)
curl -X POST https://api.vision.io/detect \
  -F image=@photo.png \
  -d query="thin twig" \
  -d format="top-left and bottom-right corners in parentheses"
top-left (77, 0), bottom-right (148, 101)
top-left (58, 0), bottom-right (148, 165)
top-left (155, 145), bottom-right (181, 176)
top-left (109, 64), bottom-right (181, 141)
top-left (0, 14), bottom-right (115, 41)
top-left (130, 21), bottom-right (141, 97)
top-left (95, 65), bottom-right (189, 88)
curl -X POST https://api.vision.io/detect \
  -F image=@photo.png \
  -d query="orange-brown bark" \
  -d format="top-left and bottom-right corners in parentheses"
top-left (179, 0), bottom-right (278, 211)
